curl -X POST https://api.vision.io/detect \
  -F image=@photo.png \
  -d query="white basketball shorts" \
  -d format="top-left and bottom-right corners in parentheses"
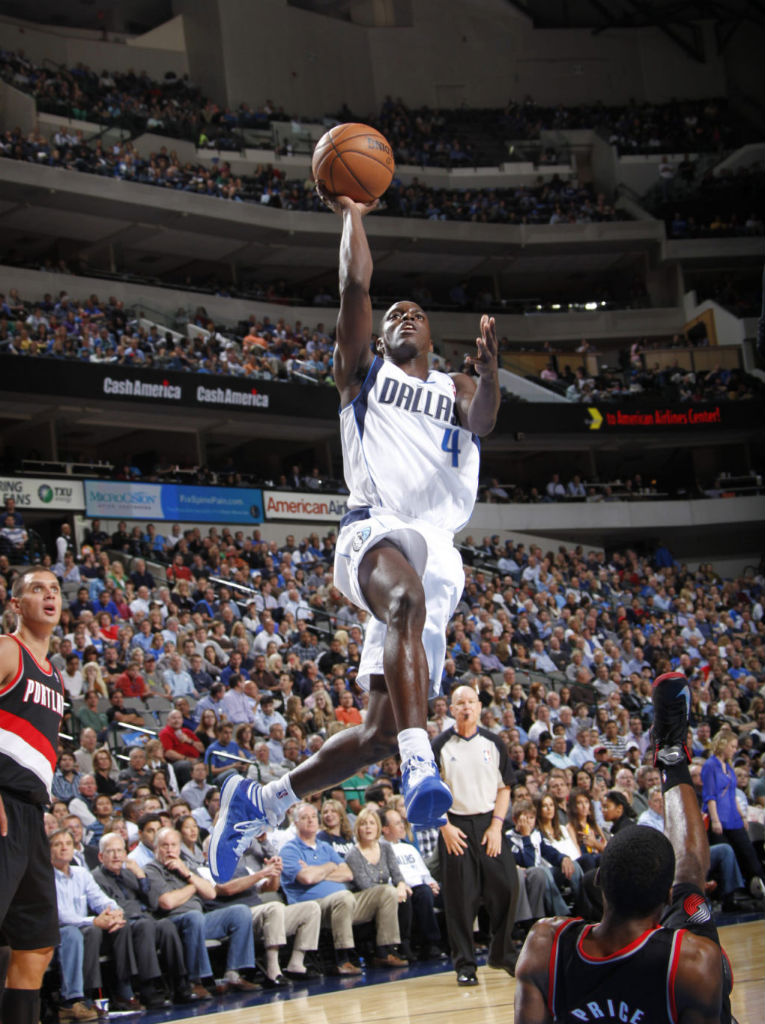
top-left (334, 507), bottom-right (465, 696)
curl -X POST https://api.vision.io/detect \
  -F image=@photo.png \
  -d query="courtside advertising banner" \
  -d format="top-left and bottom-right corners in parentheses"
top-left (263, 490), bottom-right (349, 522)
top-left (85, 481), bottom-right (263, 524)
top-left (0, 476), bottom-right (84, 511)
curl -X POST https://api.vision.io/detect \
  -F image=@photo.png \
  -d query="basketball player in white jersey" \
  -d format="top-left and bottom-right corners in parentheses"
top-left (209, 189), bottom-right (500, 883)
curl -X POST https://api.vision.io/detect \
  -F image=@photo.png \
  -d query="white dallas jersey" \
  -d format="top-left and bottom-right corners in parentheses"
top-left (340, 356), bottom-right (480, 532)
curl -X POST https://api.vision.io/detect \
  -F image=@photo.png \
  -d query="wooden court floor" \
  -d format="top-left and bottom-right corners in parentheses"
top-left (162, 921), bottom-right (763, 1024)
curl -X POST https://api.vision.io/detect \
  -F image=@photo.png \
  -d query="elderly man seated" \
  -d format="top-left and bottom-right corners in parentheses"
top-left (51, 828), bottom-right (139, 1019)
top-left (144, 827), bottom-right (258, 997)
top-left (92, 832), bottom-right (191, 1007)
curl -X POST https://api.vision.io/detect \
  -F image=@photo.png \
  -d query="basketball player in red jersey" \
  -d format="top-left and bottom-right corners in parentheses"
top-left (514, 666), bottom-right (732, 1023)
top-left (0, 568), bottom-right (64, 1024)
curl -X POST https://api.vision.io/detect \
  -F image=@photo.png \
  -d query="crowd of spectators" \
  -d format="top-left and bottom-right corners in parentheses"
top-left (499, 96), bottom-right (741, 155)
top-left (0, 284), bottom-right (345, 386)
top-left (647, 161), bottom-right (765, 239)
top-left (0, 125), bottom-right (625, 228)
top-left (0, 49), bottom-right (280, 149)
top-left (479, 464), bottom-right (764, 505)
top-left (1, 513), bottom-right (764, 1014)
top-left (2, 48), bottom-right (745, 162)
top-left (481, 472), bottom-right (667, 505)
top-left (377, 95), bottom-right (742, 166)
top-left (1, 282), bottom-right (761, 444)
top-left (534, 345), bottom-right (762, 405)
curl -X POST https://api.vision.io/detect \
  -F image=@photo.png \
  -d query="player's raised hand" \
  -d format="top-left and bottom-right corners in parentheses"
top-left (316, 182), bottom-right (379, 217)
top-left (465, 314), bottom-right (498, 378)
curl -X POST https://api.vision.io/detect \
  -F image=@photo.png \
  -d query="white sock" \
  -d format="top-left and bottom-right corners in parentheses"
top-left (224, 969), bottom-right (241, 983)
top-left (262, 775), bottom-right (299, 822)
top-left (398, 728), bottom-right (433, 763)
top-left (286, 949), bottom-right (306, 972)
top-left (266, 948), bottom-right (280, 979)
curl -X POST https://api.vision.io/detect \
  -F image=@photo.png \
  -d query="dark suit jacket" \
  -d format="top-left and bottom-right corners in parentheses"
top-left (73, 845), bottom-right (100, 871)
top-left (91, 865), bottom-right (154, 919)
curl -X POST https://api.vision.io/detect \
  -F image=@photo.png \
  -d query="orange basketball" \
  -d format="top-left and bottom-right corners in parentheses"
top-left (312, 122), bottom-right (395, 202)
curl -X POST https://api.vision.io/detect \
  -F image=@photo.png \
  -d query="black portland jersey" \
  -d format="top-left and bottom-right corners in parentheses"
top-left (0, 634), bottom-right (64, 803)
top-left (548, 917), bottom-right (687, 1023)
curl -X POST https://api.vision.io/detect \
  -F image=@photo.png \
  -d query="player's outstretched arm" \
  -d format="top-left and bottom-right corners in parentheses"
top-left (453, 314), bottom-right (500, 436)
top-left (513, 919), bottom-right (558, 1024)
top-left (317, 185), bottom-right (378, 402)
top-left (664, 784), bottom-right (709, 891)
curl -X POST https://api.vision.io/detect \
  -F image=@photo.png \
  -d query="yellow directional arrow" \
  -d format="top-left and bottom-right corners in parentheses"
top-left (587, 407), bottom-right (603, 431)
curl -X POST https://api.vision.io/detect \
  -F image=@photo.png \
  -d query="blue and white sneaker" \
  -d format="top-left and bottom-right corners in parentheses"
top-left (208, 775), bottom-right (274, 883)
top-left (401, 755), bottom-right (452, 827)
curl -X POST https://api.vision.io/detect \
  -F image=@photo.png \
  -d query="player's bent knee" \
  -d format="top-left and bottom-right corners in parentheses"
top-left (386, 582), bottom-right (426, 632)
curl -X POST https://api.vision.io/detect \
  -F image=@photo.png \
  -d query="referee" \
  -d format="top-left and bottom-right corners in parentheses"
top-left (433, 685), bottom-right (520, 986)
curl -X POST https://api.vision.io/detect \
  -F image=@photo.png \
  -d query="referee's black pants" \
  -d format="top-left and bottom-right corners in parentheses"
top-left (438, 811), bottom-right (519, 973)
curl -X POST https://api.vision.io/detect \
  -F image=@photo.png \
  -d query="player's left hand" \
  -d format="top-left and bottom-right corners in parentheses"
top-left (464, 314), bottom-right (498, 378)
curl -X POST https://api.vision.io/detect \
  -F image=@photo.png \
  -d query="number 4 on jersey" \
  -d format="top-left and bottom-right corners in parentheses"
top-left (441, 427), bottom-right (461, 467)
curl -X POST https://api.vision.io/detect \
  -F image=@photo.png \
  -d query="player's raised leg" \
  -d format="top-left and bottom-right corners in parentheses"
top-left (209, 677), bottom-right (399, 882)
top-left (356, 540), bottom-right (451, 826)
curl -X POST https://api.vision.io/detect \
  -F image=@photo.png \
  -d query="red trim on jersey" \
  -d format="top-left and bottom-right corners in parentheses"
top-left (0, 707), bottom-right (58, 771)
top-left (667, 928), bottom-right (686, 1022)
top-left (721, 946), bottom-right (733, 991)
top-left (547, 918), bottom-right (582, 1017)
top-left (0, 636), bottom-right (23, 696)
top-left (7, 633), bottom-right (56, 676)
top-left (652, 671), bottom-right (686, 689)
top-left (576, 923), bottom-right (660, 962)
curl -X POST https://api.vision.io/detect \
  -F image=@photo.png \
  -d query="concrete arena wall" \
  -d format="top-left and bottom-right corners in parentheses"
top-left (176, 0), bottom-right (727, 117)
top-left (0, 14), bottom-right (188, 79)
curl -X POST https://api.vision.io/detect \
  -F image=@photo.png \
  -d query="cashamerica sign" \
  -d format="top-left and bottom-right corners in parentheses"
top-left (100, 376), bottom-right (270, 409)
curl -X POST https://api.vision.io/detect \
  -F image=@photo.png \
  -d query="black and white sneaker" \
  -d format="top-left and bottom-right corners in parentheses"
top-left (651, 671), bottom-right (692, 769)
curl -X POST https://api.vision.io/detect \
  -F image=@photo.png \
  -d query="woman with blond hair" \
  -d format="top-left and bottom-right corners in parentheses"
top-left (284, 695), bottom-right (304, 726)
top-left (230, 619), bottom-right (253, 647)
top-left (82, 660), bottom-right (109, 697)
top-left (266, 652), bottom-right (284, 677)
top-left (107, 559), bottom-right (126, 591)
top-left (702, 729), bottom-right (765, 900)
top-left (344, 807), bottom-right (408, 967)
top-left (304, 688), bottom-right (334, 735)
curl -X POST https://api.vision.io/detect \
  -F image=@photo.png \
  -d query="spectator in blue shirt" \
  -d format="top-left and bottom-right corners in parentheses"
top-left (204, 721), bottom-right (248, 782)
top-left (702, 730), bottom-right (765, 898)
